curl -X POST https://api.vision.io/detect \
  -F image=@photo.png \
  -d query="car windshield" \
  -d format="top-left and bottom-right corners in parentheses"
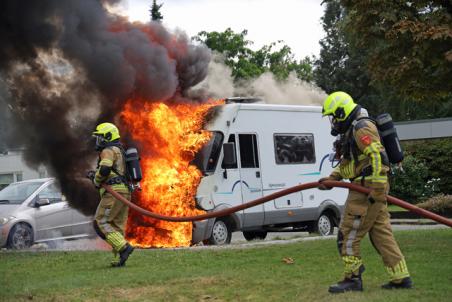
top-left (192, 131), bottom-right (224, 175)
top-left (0, 182), bottom-right (44, 205)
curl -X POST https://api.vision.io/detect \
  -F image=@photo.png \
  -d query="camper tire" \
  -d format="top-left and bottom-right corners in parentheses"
top-left (243, 231), bottom-right (267, 241)
top-left (207, 218), bottom-right (232, 245)
top-left (312, 213), bottom-right (334, 236)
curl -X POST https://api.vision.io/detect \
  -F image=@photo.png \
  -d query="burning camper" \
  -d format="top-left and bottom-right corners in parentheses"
top-left (120, 98), bottom-right (346, 247)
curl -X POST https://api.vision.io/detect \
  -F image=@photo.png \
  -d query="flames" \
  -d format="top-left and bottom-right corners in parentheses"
top-left (121, 100), bottom-right (220, 248)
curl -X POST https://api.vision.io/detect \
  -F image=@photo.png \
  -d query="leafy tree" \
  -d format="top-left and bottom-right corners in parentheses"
top-left (194, 28), bottom-right (314, 82)
top-left (314, 0), bottom-right (387, 116)
top-left (150, 0), bottom-right (163, 22)
top-left (341, 0), bottom-right (452, 102)
top-left (315, 0), bottom-right (452, 120)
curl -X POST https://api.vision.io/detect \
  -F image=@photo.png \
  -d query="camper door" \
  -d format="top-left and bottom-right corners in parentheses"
top-left (237, 133), bottom-right (264, 227)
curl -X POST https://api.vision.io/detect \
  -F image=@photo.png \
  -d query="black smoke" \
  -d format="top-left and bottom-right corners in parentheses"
top-left (0, 0), bottom-right (211, 214)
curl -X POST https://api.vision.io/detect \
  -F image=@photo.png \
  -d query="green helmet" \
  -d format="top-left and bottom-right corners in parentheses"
top-left (92, 122), bottom-right (120, 150)
top-left (322, 91), bottom-right (357, 122)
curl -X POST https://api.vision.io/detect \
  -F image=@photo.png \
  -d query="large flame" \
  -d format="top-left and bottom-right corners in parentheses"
top-left (121, 100), bottom-right (219, 247)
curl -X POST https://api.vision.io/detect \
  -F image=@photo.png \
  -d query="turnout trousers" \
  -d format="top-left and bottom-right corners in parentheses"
top-left (94, 192), bottom-right (131, 253)
top-left (337, 181), bottom-right (410, 281)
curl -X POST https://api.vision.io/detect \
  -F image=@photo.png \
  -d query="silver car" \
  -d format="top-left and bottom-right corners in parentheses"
top-left (0, 178), bottom-right (95, 249)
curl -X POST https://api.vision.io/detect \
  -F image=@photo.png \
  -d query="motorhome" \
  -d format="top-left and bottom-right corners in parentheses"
top-left (191, 99), bottom-right (347, 245)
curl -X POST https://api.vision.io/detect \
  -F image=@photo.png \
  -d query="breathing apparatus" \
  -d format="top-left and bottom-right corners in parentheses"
top-left (323, 92), bottom-right (404, 167)
top-left (91, 122), bottom-right (143, 191)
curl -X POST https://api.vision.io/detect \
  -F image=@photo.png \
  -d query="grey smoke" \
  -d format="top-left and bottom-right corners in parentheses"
top-left (193, 53), bottom-right (326, 105)
top-left (0, 0), bottom-right (211, 214)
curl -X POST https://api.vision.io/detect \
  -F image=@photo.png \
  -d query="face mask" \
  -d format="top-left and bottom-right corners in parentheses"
top-left (94, 135), bottom-right (108, 151)
top-left (328, 116), bottom-right (344, 135)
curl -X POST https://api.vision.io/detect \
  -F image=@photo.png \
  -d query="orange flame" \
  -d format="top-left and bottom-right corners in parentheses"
top-left (121, 100), bottom-right (220, 247)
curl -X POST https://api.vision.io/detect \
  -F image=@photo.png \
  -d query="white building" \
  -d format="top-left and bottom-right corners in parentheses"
top-left (0, 149), bottom-right (48, 190)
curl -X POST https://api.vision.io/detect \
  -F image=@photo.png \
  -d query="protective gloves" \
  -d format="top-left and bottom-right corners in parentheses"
top-left (86, 170), bottom-right (100, 188)
top-left (318, 177), bottom-right (333, 190)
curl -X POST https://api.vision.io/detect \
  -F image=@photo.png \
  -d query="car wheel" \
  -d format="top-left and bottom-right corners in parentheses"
top-left (207, 218), bottom-right (232, 245)
top-left (7, 223), bottom-right (34, 249)
top-left (243, 231), bottom-right (268, 241)
top-left (314, 213), bottom-right (334, 236)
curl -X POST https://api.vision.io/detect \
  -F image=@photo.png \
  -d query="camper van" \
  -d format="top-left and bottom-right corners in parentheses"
top-left (191, 99), bottom-right (347, 245)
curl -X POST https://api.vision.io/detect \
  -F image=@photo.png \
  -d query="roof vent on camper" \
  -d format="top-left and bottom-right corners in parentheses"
top-left (225, 97), bottom-right (263, 104)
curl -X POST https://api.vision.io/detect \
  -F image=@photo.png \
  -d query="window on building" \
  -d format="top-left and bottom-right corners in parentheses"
top-left (239, 134), bottom-right (259, 168)
top-left (274, 134), bottom-right (316, 164)
top-left (0, 174), bottom-right (14, 191)
top-left (15, 172), bottom-right (23, 182)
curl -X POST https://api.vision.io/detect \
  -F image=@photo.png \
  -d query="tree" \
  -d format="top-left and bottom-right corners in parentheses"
top-left (314, 0), bottom-right (385, 116)
top-left (341, 0), bottom-right (452, 102)
top-left (194, 28), bottom-right (314, 82)
top-left (315, 0), bottom-right (452, 120)
top-left (150, 0), bottom-right (163, 22)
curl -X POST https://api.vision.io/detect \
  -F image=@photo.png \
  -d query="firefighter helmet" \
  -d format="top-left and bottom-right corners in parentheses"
top-left (92, 122), bottom-right (120, 150)
top-left (322, 91), bottom-right (357, 122)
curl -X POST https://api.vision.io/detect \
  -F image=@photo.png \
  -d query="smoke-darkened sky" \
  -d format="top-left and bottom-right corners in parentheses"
top-left (0, 0), bottom-right (211, 214)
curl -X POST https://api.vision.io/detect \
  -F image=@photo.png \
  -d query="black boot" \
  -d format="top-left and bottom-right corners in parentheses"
top-left (381, 277), bottom-right (413, 289)
top-left (328, 265), bottom-right (365, 293)
top-left (112, 243), bottom-right (134, 267)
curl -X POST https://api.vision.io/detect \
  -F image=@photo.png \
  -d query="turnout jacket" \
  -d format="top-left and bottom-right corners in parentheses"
top-left (94, 146), bottom-right (129, 194)
top-left (329, 115), bottom-right (390, 187)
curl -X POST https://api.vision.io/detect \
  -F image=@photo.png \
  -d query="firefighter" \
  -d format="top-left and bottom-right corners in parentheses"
top-left (318, 91), bottom-right (412, 293)
top-left (90, 122), bottom-right (134, 267)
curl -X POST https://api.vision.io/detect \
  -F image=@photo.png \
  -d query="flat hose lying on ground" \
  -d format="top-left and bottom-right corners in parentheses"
top-left (102, 180), bottom-right (452, 227)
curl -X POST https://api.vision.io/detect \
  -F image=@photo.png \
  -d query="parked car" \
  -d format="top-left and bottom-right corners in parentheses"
top-left (0, 178), bottom-right (95, 249)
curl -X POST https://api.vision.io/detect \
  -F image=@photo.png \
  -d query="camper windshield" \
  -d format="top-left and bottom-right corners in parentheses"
top-left (192, 131), bottom-right (224, 175)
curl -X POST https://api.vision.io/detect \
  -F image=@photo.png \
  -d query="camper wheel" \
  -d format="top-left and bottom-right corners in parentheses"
top-left (243, 231), bottom-right (268, 241)
top-left (313, 213), bottom-right (334, 236)
top-left (207, 218), bottom-right (232, 245)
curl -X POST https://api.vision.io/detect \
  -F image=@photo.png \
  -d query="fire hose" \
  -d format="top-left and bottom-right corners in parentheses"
top-left (102, 180), bottom-right (452, 227)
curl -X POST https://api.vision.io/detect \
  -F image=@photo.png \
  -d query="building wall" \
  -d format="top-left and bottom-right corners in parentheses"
top-left (0, 150), bottom-right (48, 190)
top-left (395, 117), bottom-right (452, 141)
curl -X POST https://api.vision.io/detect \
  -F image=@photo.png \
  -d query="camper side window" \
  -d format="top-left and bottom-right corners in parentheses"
top-left (274, 134), bottom-right (316, 164)
top-left (221, 134), bottom-right (238, 169)
top-left (238, 134), bottom-right (259, 168)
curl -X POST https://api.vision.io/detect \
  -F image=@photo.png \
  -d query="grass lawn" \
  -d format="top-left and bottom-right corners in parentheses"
top-left (1, 229), bottom-right (451, 302)
top-left (387, 205), bottom-right (408, 212)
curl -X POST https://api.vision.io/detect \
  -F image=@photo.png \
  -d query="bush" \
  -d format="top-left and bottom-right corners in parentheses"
top-left (417, 194), bottom-right (452, 216)
top-left (404, 138), bottom-right (452, 195)
top-left (389, 155), bottom-right (440, 203)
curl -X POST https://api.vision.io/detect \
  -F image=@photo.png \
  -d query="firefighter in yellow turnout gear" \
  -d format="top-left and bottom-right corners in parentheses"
top-left (319, 92), bottom-right (412, 293)
top-left (91, 122), bottom-right (134, 267)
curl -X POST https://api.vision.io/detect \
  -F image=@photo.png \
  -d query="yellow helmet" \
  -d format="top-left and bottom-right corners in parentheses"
top-left (322, 91), bottom-right (357, 122)
top-left (92, 123), bottom-right (120, 150)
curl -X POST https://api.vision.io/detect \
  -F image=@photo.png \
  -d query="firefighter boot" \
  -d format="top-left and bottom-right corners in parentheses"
top-left (382, 259), bottom-right (412, 289)
top-left (112, 243), bottom-right (134, 267)
top-left (381, 277), bottom-right (413, 289)
top-left (328, 265), bottom-right (365, 293)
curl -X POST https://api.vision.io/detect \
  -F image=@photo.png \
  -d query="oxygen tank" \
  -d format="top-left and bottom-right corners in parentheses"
top-left (125, 148), bottom-right (142, 182)
top-left (375, 113), bottom-right (404, 164)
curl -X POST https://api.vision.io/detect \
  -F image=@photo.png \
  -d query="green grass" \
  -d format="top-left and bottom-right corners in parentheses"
top-left (387, 205), bottom-right (408, 212)
top-left (1, 229), bottom-right (451, 302)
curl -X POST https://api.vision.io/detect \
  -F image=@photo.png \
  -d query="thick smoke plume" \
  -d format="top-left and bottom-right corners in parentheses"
top-left (192, 53), bottom-right (326, 105)
top-left (0, 0), bottom-right (210, 214)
